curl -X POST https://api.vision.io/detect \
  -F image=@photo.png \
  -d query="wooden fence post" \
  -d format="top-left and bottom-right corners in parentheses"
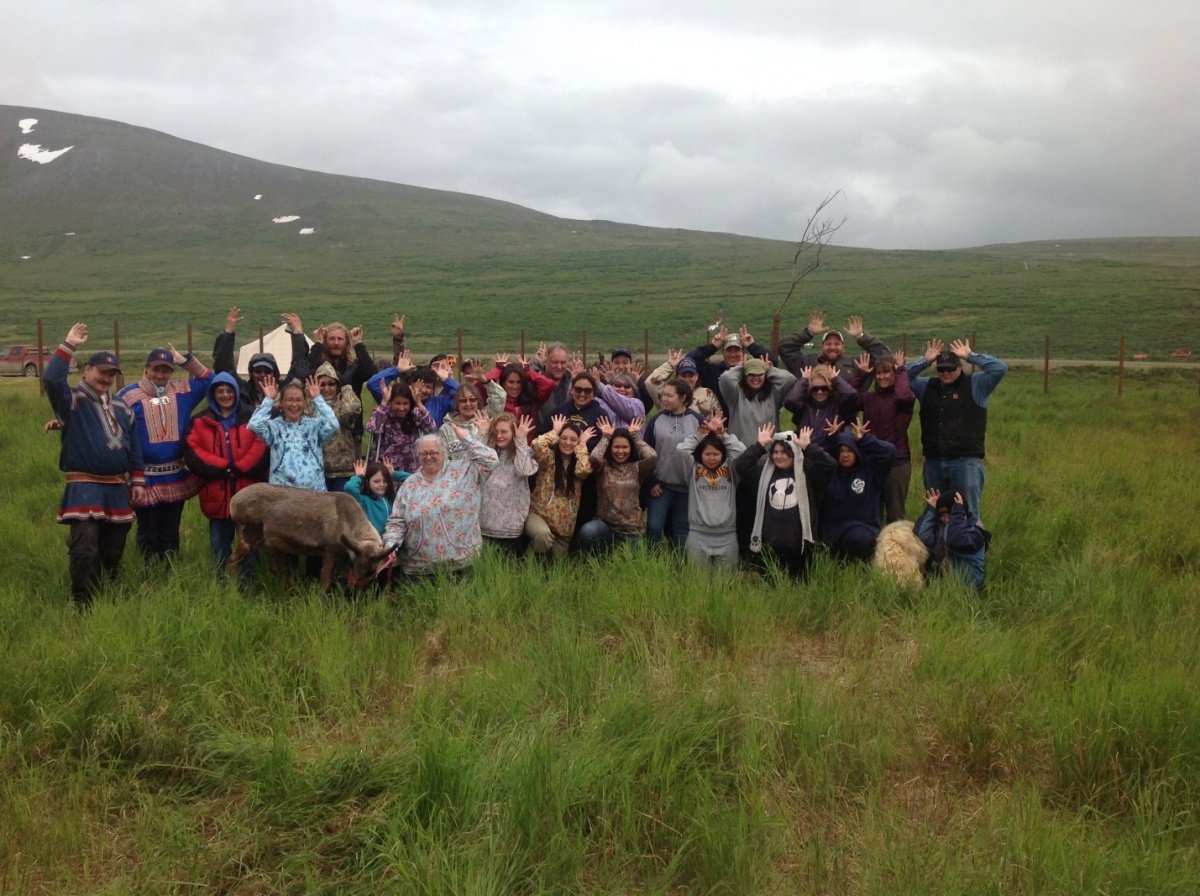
top-left (901, 333), bottom-right (908, 357)
top-left (187, 323), bottom-right (193, 357)
top-left (457, 328), bottom-right (464, 378)
top-left (581, 330), bottom-right (587, 362)
top-left (1043, 336), bottom-right (1050, 393)
top-left (258, 326), bottom-right (264, 353)
top-left (1118, 335), bottom-right (1125, 396)
top-left (37, 318), bottom-right (45, 395)
top-left (113, 320), bottom-right (124, 390)
top-left (520, 329), bottom-right (526, 359)
top-left (770, 312), bottom-right (782, 356)
top-left (643, 329), bottom-right (650, 369)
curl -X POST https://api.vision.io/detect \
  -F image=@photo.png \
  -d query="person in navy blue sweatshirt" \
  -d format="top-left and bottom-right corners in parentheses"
top-left (914, 489), bottom-right (992, 591)
top-left (816, 421), bottom-right (896, 561)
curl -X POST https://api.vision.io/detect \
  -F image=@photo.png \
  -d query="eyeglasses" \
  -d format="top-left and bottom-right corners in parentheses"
top-left (418, 451), bottom-right (443, 459)
top-left (572, 387), bottom-right (594, 395)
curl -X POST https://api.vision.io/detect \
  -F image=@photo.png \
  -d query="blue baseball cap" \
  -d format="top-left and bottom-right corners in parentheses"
top-left (145, 348), bottom-right (175, 367)
top-left (86, 351), bottom-right (121, 372)
top-left (675, 358), bottom-right (699, 375)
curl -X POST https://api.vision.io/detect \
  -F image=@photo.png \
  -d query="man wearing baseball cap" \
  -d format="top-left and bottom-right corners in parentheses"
top-left (905, 338), bottom-right (1008, 520)
top-left (118, 333), bottom-right (214, 562)
top-left (778, 311), bottom-right (892, 380)
top-left (685, 324), bottom-right (777, 417)
top-left (44, 323), bottom-right (145, 606)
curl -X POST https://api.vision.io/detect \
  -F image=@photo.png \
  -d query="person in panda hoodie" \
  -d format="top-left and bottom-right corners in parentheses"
top-left (734, 423), bottom-right (836, 579)
top-left (816, 419), bottom-right (897, 561)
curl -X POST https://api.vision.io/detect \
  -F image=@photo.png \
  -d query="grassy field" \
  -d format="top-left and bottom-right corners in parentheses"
top-left (1, 367), bottom-right (1198, 893)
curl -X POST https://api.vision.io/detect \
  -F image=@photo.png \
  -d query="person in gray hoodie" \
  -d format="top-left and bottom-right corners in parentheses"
top-left (676, 411), bottom-right (746, 569)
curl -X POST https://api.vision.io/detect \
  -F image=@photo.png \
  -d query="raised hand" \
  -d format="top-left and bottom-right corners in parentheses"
top-left (628, 417), bottom-right (644, 435)
top-left (950, 338), bottom-right (972, 359)
top-left (396, 349), bottom-right (414, 373)
top-left (711, 325), bottom-right (728, 348)
top-left (67, 322), bottom-right (89, 346)
top-left (800, 366), bottom-right (813, 381)
top-left (380, 380), bottom-right (393, 405)
top-left (450, 421), bottom-right (470, 442)
top-left (536, 342), bottom-right (548, 363)
top-left (706, 408), bottom-right (726, 436)
top-left (493, 352), bottom-right (509, 368)
top-left (925, 488), bottom-right (941, 508)
top-left (353, 458), bottom-right (367, 477)
top-left (568, 354), bottom-right (586, 376)
top-left (797, 426), bottom-right (814, 449)
top-left (260, 375), bottom-right (278, 400)
top-left (167, 343), bottom-right (187, 365)
top-left (596, 416), bottom-right (615, 437)
top-left (305, 375), bottom-right (321, 399)
top-left (807, 311), bottom-right (826, 334)
top-left (739, 324), bottom-right (755, 347)
top-left (854, 353), bottom-right (873, 373)
top-left (824, 415), bottom-right (844, 437)
top-left (225, 306), bottom-right (243, 333)
top-left (550, 413), bottom-right (567, 435)
top-left (757, 422), bottom-right (776, 448)
top-left (281, 312), bottom-right (302, 334)
top-left (597, 361), bottom-right (614, 383)
top-left (667, 348), bottom-right (683, 366)
top-left (845, 315), bottom-right (864, 339)
top-left (383, 459), bottom-right (396, 477)
top-left (850, 418), bottom-right (870, 440)
top-left (630, 359), bottom-right (645, 378)
top-left (391, 313), bottom-right (405, 338)
top-left (432, 359), bottom-right (452, 381)
top-left (314, 324), bottom-right (328, 343)
top-left (578, 426), bottom-right (597, 446)
top-left (516, 353), bottom-right (529, 367)
top-left (894, 350), bottom-right (907, 367)
top-left (515, 414), bottom-right (534, 442)
top-left (473, 411), bottom-right (491, 434)
top-left (350, 325), bottom-right (364, 344)
top-left (953, 492), bottom-right (965, 506)
top-left (924, 339), bottom-right (944, 363)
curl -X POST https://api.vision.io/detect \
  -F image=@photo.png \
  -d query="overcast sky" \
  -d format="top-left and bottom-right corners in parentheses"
top-left (4, 0), bottom-right (1197, 249)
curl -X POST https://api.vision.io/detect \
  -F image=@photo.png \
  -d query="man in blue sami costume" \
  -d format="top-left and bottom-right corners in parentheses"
top-left (118, 339), bottom-right (213, 561)
top-left (44, 323), bottom-right (145, 605)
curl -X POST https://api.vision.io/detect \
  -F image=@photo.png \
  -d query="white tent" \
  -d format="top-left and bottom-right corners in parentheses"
top-left (235, 324), bottom-right (314, 377)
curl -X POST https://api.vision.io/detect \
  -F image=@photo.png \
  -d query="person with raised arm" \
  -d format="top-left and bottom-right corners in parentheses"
top-left (850, 350), bottom-right (916, 522)
top-left (645, 349), bottom-right (721, 417)
top-left (248, 374), bottom-right (340, 490)
top-left (118, 337), bottom-right (213, 562)
top-left (815, 417), bottom-right (897, 561)
top-left (525, 415), bottom-right (595, 560)
top-left (685, 324), bottom-right (775, 417)
top-left (365, 379), bottom-right (437, 473)
top-left (44, 323), bottom-right (145, 606)
top-left (735, 422), bottom-right (836, 579)
top-left (676, 409), bottom-right (746, 569)
top-left (778, 312), bottom-right (892, 380)
top-left (383, 423), bottom-right (499, 579)
top-left (914, 489), bottom-right (992, 591)
top-left (577, 416), bottom-right (658, 555)
top-left (213, 308), bottom-right (311, 411)
top-left (905, 338), bottom-right (1008, 519)
top-left (718, 328), bottom-right (797, 447)
top-left (479, 413), bottom-right (539, 553)
top-left (783, 363), bottom-right (858, 435)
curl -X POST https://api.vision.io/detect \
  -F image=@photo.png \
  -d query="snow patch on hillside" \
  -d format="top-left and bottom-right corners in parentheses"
top-left (19, 144), bottom-right (74, 164)
top-left (254, 194), bottom-right (262, 200)
top-left (19, 119), bottom-right (37, 134)
top-left (272, 215), bottom-right (300, 223)
top-left (21, 255), bottom-right (31, 260)
top-left (299, 228), bottom-right (315, 235)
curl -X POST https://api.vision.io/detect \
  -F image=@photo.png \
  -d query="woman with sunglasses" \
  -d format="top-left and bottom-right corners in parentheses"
top-left (782, 364), bottom-right (857, 435)
top-left (436, 379), bottom-right (505, 448)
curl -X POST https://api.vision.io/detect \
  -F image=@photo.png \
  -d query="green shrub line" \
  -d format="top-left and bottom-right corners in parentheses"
top-left (1, 369), bottom-right (1198, 893)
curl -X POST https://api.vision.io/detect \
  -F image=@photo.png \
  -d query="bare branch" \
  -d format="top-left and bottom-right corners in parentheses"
top-left (775, 190), bottom-right (847, 317)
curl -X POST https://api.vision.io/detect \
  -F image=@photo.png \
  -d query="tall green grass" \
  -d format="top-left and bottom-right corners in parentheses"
top-left (1, 370), bottom-right (1198, 893)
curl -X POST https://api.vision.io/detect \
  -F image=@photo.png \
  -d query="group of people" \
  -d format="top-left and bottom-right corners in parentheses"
top-left (43, 308), bottom-right (1007, 604)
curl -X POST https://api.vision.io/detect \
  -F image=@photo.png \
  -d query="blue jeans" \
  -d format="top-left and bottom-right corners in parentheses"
top-left (646, 487), bottom-right (689, 548)
top-left (922, 457), bottom-right (986, 519)
top-left (577, 520), bottom-right (642, 555)
top-left (210, 518), bottom-right (255, 581)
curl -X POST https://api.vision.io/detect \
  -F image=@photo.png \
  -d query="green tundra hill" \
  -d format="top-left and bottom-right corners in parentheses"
top-left (2, 105), bottom-right (1197, 361)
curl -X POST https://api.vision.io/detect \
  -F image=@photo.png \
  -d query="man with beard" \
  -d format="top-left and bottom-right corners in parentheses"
top-left (779, 311), bottom-right (892, 380)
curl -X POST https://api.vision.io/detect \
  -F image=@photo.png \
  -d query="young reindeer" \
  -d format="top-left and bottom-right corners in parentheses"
top-left (228, 483), bottom-right (396, 590)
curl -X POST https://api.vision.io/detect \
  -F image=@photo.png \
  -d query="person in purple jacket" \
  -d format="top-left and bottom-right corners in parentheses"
top-left (850, 351), bottom-right (916, 523)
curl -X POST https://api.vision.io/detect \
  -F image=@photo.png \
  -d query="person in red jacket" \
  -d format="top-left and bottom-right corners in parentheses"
top-left (184, 373), bottom-right (268, 578)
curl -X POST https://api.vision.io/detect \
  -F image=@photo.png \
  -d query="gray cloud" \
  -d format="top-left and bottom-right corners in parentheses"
top-left (3, 0), bottom-right (1195, 248)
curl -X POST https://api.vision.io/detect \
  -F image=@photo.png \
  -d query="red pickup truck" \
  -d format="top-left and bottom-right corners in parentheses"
top-left (0, 344), bottom-right (56, 377)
